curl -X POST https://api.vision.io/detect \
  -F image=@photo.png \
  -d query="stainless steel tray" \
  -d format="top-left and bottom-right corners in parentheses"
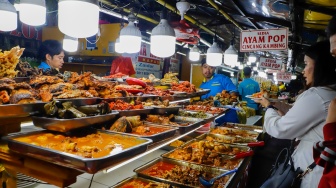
top-left (4, 130), bottom-right (152, 174)
top-left (32, 111), bottom-right (119, 132)
top-left (223, 122), bottom-right (263, 133)
top-left (188, 89), bottom-right (210, 97)
top-left (0, 102), bottom-right (45, 119)
top-left (210, 127), bottom-right (260, 140)
top-left (196, 133), bottom-right (258, 145)
top-left (111, 175), bottom-right (170, 188)
top-left (103, 95), bottom-right (159, 103)
top-left (55, 97), bottom-right (101, 106)
top-left (178, 110), bottom-right (216, 123)
top-left (117, 107), bottom-right (153, 116)
top-left (147, 118), bottom-right (205, 134)
top-left (105, 123), bottom-right (178, 142)
top-left (134, 157), bottom-right (234, 188)
top-left (184, 105), bottom-right (227, 115)
top-left (178, 138), bottom-right (250, 155)
top-left (162, 149), bottom-right (244, 170)
top-left (150, 105), bottom-right (181, 115)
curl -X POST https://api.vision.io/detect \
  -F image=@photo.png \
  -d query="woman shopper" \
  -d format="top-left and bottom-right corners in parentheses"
top-left (255, 40), bottom-right (336, 188)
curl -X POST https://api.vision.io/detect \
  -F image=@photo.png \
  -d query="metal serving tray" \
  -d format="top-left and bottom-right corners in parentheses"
top-left (184, 105), bottom-right (227, 115)
top-left (32, 111), bottom-right (119, 132)
top-left (178, 110), bottom-right (216, 123)
top-left (162, 149), bottom-right (244, 170)
top-left (55, 97), bottom-right (101, 106)
top-left (105, 123), bottom-right (178, 142)
top-left (210, 126), bottom-right (260, 140)
top-left (223, 122), bottom-right (263, 133)
top-left (177, 139), bottom-right (250, 155)
top-left (117, 107), bottom-right (154, 117)
top-left (196, 133), bottom-right (258, 145)
top-left (103, 95), bottom-right (159, 103)
top-left (188, 88), bottom-right (211, 97)
top-left (111, 175), bottom-right (169, 188)
top-left (134, 157), bottom-right (234, 188)
top-left (146, 118), bottom-right (205, 134)
top-left (150, 105), bottom-right (181, 115)
top-left (3, 130), bottom-right (152, 174)
top-left (0, 102), bottom-right (45, 119)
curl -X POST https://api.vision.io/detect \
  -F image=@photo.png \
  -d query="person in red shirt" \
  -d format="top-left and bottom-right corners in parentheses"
top-left (110, 56), bottom-right (136, 77)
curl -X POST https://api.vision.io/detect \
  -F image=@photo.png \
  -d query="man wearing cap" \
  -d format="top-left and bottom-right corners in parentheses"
top-left (238, 66), bottom-right (260, 111)
top-left (199, 59), bottom-right (238, 100)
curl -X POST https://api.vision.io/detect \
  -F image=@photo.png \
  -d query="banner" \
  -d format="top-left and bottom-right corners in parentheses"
top-left (276, 72), bottom-right (292, 83)
top-left (259, 57), bottom-right (282, 70)
top-left (240, 28), bottom-right (288, 52)
top-left (135, 43), bottom-right (163, 78)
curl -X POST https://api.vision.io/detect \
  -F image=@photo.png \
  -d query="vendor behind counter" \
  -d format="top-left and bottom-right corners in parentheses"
top-left (199, 59), bottom-right (239, 124)
top-left (109, 56), bottom-right (136, 77)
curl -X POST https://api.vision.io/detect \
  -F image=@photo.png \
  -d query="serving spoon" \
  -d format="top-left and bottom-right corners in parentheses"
top-left (199, 168), bottom-right (238, 187)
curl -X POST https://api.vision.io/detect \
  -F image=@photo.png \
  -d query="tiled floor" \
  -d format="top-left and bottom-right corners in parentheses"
top-left (19, 124), bottom-right (167, 188)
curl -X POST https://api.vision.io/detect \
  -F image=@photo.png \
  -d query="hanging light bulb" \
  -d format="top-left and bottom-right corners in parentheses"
top-left (19, 0), bottom-right (46, 26)
top-left (63, 35), bottom-right (78, 52)
top-left (206, 41), bottom-right (222, 66)
top-left (58, 0), bottom-right (99, 38)
top-left (151, 10), bottom-right (176, 58)
top-left (189, 45), bottom-right (200, 61)
top-left (176, 0), bottom-right (190, 20)
top-left (224, 40), bottom-right (238, 66)
top-left (0, 0), bottom-right (17, 31)
top-left (248, 53), bottom-right (257, 63)
top-left (115, 37), bottom-right (125, 53)
top-left (120, 13), bottom-right (142, 53)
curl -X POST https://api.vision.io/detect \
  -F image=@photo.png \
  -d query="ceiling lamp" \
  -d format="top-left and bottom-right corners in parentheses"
top-left (248, 53), bottom-right (257, 63)
top-left (120, 13), bottom-right (142, 53)
top-left (0, 0), bottom-right (17, 31)
top-left (115, 37), bottom-right (125, 54)
top-left (63, 35), bottom-right (78, 52)
top-left (58, 0), bottom-right (99, 38)
top-left (206, 41), bottom-right (222, 67)
top-left (176, 0), bottom-right (190, 20)
top-left (189, 45), bottom-right (200, 61)
top-left (19, 0), bottom-right (46, 26)
top-left (150, 10), bottom-right (176, 58)
top-left (224, 41), bottom-right (238, 66)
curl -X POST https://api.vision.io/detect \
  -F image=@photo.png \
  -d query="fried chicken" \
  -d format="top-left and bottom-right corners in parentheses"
top-left (0, 78), bottom-right (15, 84)
top-left (10, 89), bottom-right (35, 104)
top-left (49, 83), bottom-right (76, 93)
top-left (12, 82), bottom-right (31, 90)
top-left (0, 83), bottom-right (14, 92)
top-left (0, 90), bottom-right (10, 104)
top-left (30, 75), bottom-right (64, 87)
top-left (55, 90), bottom-right (94, 99)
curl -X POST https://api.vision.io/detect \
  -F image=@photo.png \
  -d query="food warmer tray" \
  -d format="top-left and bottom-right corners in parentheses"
top-left (178, 110), bottom-right (216, 123)
top-left (105, 123), bottom-right (178, 142)
top-left (161, 149), bottom-right (244, 170)
top-left (117, 107), bottom-right (154, 117)
top-left (3, 130), bottom-right (152, 174)
top-left (111, 175), bottom-right (169, 188)
top-left (184, 105), bottom-right (227, 115)
top-left (196, 133), bottom-right (258, 145)
top-left (146, 119), bottom-right (205, 134)
top-left (210, 126), bottom-right (260, 140)
top-left (150, 105), bottom-right (181, 115)
top-left (55, 97), bottom-right (101, 106)
top-left (103, 95), bottom-right (159, 103)
top-left (176, 138), bottom-right (250, 155)
top-left (0, 102), bottom-right (45, 119)
top-left (188, 88), bottom-right (211, 97)
top-left (134, 157), bottom-right (235, 188)
top-left (223, 122), bottom-right (263, 132)
top-left (31, 111), bottom-right (119, 132)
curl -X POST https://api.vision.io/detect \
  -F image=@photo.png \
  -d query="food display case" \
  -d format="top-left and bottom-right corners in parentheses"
top-left (0, 75), bottom-right (260, 188)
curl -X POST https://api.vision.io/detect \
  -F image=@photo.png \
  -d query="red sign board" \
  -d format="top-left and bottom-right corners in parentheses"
top-left (240, 28), bottom-right (288, 52)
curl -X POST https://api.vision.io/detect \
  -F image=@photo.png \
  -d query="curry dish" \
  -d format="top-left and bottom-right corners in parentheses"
top-left (14, 132), bottom-right (146, 158)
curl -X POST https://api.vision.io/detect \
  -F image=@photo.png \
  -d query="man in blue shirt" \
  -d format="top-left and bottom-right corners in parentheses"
top-left (199, 60), bottom-right (238, 99)
top-left (199, 59), bottom-right (239, 124)
top-left (238, 66), bottom-right (260, 111)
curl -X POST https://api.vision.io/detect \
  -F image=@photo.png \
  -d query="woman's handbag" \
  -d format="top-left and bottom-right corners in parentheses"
top-left (260, 147), bottom-right (303, 188)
